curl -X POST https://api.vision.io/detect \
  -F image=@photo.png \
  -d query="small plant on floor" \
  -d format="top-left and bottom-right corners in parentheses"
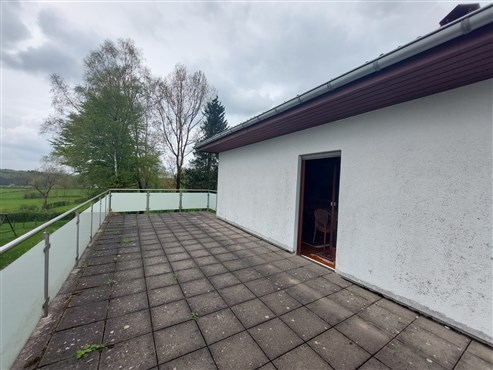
top-left (122, 238), bottom-right (130, 244)
top-left (106, 279), bottom-right (116, 286)
top-left (76, 344), bottom-right (106, 359)
top-left (191, 312), bottom-right (199, 321)
top-left (172, 272), bottom-right (178, 280)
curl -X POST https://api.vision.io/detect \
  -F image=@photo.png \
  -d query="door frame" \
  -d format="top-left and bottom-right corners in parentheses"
top-left (296, 150), bottom-right (342, 257)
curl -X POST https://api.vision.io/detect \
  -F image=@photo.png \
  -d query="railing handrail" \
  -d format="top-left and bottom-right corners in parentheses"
top-left (109, 188), bottom-right (217, 193)
top-left (0, 189), bottom-right (218, 255)
top-left (0, 190), bottom-right (109, 255)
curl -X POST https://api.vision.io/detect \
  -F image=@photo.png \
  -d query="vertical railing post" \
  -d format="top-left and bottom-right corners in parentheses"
top-left (179, 191), bottom-right (183, 212)
top-left (75, 211), bottom-right (80, 265)
top-left (43, 232), bottom-right (50, 317)
top-left (104, 193), bottom-right (107, 216)
top-left (146, 191), bottom-right (150, 213)
top-left (99, 196), bottom-right (102, 226)
top-left (207, 191), bottom-right (210, 211)
top-left (90, 203), bottom-right (94, 243)
top-left (109, 191), bottom-right (112, 212)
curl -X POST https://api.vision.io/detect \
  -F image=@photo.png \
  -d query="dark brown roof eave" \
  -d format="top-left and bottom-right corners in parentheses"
top-left (198, 14), bottom-right (493, 154)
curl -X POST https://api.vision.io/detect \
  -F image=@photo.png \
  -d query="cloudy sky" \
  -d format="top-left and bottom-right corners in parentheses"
top-left (1, 1), bottom-right (486, 170)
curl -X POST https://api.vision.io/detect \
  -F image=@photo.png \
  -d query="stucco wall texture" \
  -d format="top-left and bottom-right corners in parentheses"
top-left (216, 80), bottom-right (493, 344)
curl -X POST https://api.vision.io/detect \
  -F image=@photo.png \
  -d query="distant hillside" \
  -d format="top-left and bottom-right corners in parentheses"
top-left (0, 169), bottom-right (41, 186)
top-left (0, 169), bottom-right (79, 187)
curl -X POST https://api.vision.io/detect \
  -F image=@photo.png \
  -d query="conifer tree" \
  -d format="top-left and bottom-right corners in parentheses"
top-left (185, 96), bottom-right (228, 190)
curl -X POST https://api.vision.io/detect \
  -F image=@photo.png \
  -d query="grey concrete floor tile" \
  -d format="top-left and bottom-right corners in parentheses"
top-left (197, 308), bottom-right (244, 345)
top-left (175, 267), bottom-right (205, 283)
top-left (267, 272), bottom-right (302, 290)
top-left (257, 362), bottom-right (276, 370)
top-left (99, 333), bottom-right (157, 370)
top-left (304, 277), bottom-right (341, 296)
top-left (142, 249), bottom-right (165, 258)
top-left (218, 284), bottom-right (256, 306)
top-left (396, 321), bottom-right (465, 369)
top-left (260, 290), bottom-right (302, 316)
top-left (69, 286), bottom-right (109, 307)
top-left (187, 291), bottom-right (228, 316)
top-left (209, 331), bottom-right (269, 370)
top-left (115, 252), bottom-right (141, 262)
top-left (188, 249), bottom-right (211, 258)
top-left (414, 316), bottom-right (470, 350)
top-left (273, 344), bottom-right (334, 370)
top-left (215, 252), bottom-right (237, 262)
top-left (104, 309), bottom-right (152, 345)
top-left (145, 263), bottom-right (172, 276)
top-left (455, 351), bottom-right (493, 370)
top-left (335, 316), bottom-right (392, 354)
top-left (78, 273), bottom-right (113, 290)
top-left (195, 256), bottom-right (220, 266)
top-left (255, 263), bottom-right (283, 277)
top-left (375, 299), bottom-right (417, 323)
top-left (249, 318), bottom-right (303, 360)
top-left (108, 291), bottom-right (149, 318)
top-left (346, 285), bottom-right (380, 303)
top-left (82, 263), bottom-right (116, 276)
top-left (328, 289), bottom-right (371, 313)
top-left (358, 358), bottom-right (392, 370)
top-left (209, 272), bottom-right (241, 289)
top-left (167, 252), bottom-right (190, 262)
top-left (39, 321), bottom-right (104, 366)
top-left (146, 273), bottom-right (177, 290)
top-left (223, 259), bottom-right (250, 271)
top-left (111, 278), bottom-right (146, 298)
top-left (233, 267), bottom-right (264, 282)
top-left (280, 307), bottom-right (330, 341)
top-left (148, 285), bottom-right (184, 307)
top-left (285, 283), bottom-right (324, 305)
top-left (308, 328), bottom-right (370, 370)
top-left (171, 259), bottom-right (198, 271)
top-left (39, 351), bottom-right (100, 370)
top-left (159, 348), bottom-right (216, 370)
top-left (375, 339), bottom-right (446, 370)
top-left (165, 247), bottom-right (186, 254)
top-left (200, 263), bottom-right (229, 277)
top-left (151, 299), bottom-right (191, 330)
top-left (231, 298), bottom-right (275, 329)
top-left (358, 303), bottom-right (414, 336)
top-left (57, 301), bottom-right (107, 331)
top-left (271, 258), bottom-right (299, 272)
top-left (467, 341), bottom-right (493, 364)
top-left (181, 278), bottom-right (215, 297)
top-left (143, 256), bottom-right (168, 267)
top-left (245, 278), bottom-right (280, 297)
top-left (287, 267), bottom-right (319, 282)
top-left (113, 267), bottom-right (144, 283)
top-left (154, 320), bottom-right (206, 364)
top-left (115, 259), bottom-right (142, 271)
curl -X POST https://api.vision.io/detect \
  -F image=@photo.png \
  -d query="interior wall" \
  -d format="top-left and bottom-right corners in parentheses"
top-left (216, 80), bottom-right (493, 343)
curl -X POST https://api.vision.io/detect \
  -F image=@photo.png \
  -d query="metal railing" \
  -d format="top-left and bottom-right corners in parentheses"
top-left (0, 189), bottom-right (217, 369)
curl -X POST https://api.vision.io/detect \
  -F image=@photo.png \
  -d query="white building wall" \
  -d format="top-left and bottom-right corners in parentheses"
top-left (217, 80), bottom-right (493, 343)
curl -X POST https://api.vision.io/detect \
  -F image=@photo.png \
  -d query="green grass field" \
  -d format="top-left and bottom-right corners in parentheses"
top-left (0, 187), bottom-right (91, 269)
top-left (0, 188), bottom-right (89, 213)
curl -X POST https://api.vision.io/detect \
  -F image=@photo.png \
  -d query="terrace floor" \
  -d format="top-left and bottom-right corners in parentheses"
top-left (14, 212), bottom-right (493, 370)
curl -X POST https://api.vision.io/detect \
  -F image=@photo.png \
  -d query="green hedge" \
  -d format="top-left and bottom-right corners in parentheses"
top-left (6, 211), bottom-right (67, 223)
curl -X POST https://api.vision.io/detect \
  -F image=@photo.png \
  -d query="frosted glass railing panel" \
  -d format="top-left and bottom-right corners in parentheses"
top-left (112, 193), bottom-right (147, 212)
top-left (48, 218), bottom-right (78, 298)
top-left (149, 193), bottom-right (180, 211)
top-left (79, 210), bottom-right (92, 251)
top-left (182, 193), bottom-right (208, 209)
top-left (210, 193), bottom-right (217, 210)
top-left (1, 241), bottom-right (45, 369)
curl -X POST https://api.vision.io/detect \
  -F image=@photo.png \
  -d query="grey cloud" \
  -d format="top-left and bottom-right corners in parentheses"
top-left (1, 1), bottom-right (31, 49)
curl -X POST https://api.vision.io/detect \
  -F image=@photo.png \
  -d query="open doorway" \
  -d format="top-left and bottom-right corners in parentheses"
top-left (297, 153), bottom-right (341, 269)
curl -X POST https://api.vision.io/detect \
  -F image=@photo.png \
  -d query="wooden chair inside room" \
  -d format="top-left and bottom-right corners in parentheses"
top-left (313, 208), bottom-right (330, 248)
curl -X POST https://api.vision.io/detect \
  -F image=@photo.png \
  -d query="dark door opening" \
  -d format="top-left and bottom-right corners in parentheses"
top-left (297, 155), bottom-right (341, 269)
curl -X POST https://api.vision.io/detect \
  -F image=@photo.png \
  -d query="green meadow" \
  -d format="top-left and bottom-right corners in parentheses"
top-left (0, 187), bottom-right (91, 269)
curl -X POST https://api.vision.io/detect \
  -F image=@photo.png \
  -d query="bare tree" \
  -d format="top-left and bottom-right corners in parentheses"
top-left (32, 156), bottom-right (65, 210)
top-left (153, 64), bottom-right (211, 189)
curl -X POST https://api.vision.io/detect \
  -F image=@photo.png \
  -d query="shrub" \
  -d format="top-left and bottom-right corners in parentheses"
top-left (18, 204), bottom-right (39, 211)
top-left (23, 192), bottom-right (43, 199)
